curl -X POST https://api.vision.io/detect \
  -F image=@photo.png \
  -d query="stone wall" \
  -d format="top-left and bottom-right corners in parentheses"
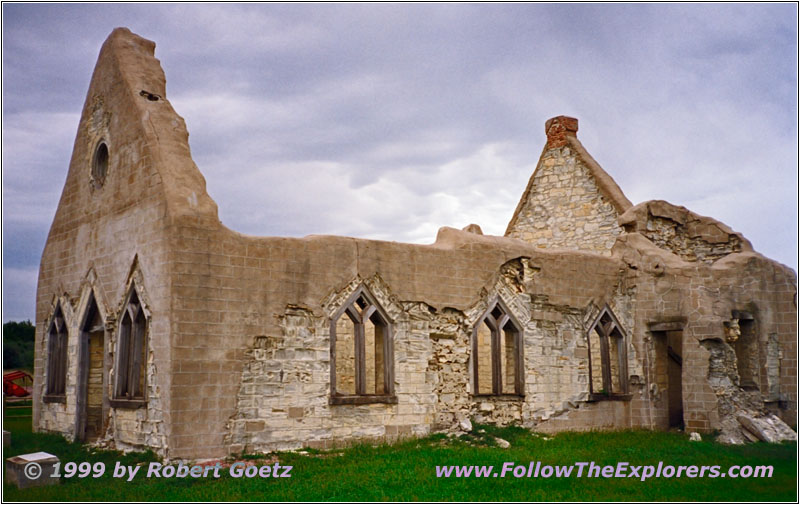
top-left (224, 276), bottom-right (436, 453)
top-left (619, 201), bottom-right (753, 264)
top-left (34, 29), bottom-right (177, 456)
top-left (164, 210), bottom-right (794, 458)
top-left (505, 116), bottom-right (632, 256)
top-left (615, 233), bottom-right (797, 433)
top-left (506, 146), bottom-right (621, 254)
top-left (643, 214), bottom-right (744, 264)
top-left (220, 250), bottom-right (653, 454)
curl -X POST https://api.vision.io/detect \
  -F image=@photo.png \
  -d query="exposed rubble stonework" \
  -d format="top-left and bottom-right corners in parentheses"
top-left (34, 28), bottom-right (797, 460)
top-left (619, 201), bottom-right (751, 264)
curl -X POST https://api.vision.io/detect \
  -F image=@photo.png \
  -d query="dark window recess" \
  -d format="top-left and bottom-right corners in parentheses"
top-left (472, 299), bottom-right (524, 396)
top-left (44, 305), bottom-right (68, 401)
top-left (92, 141), bottom-right (109, 187)
top-left (139, 90), bottom-right (160, 101)
top-left (733, 314), bottom-right (760, 391)
top-left (115, 289), bottom-right (147, 400)
top-left (587, 306), bottom-right (630, 400)
top-left (330, 286), bottom-right (394, 404)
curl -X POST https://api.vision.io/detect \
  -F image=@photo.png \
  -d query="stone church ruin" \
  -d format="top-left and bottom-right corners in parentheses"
top-left (33, 28), bottom-right (797, 459)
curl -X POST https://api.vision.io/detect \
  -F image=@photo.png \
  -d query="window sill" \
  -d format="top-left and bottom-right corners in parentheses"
top-left (471, 394), bottom-right (525, 401)
top-left (109, 398), bottom-right (147, 409)
top-left (330, 394), bottom-right (397, 405)
top-left (43, 394), bottom-right (65, 404)
top-left (587, 393), bottom-right (632, 402)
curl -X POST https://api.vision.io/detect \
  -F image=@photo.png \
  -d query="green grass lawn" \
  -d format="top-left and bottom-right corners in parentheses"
top-left (3, 408), bottom-right (796, 502)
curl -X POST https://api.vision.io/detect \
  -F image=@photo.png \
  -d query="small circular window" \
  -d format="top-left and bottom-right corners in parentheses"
top-left (92, 141), bottom-right (109, 187)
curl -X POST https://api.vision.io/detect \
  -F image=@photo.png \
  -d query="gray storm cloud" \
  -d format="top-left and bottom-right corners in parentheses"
top-left (2, 3), bottom-right (797, 322)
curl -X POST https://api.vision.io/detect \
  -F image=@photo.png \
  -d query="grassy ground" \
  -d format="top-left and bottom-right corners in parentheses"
top-left (3, 407), bottom-right (796, 502)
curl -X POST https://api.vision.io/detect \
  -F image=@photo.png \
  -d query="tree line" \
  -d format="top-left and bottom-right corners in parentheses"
top-left (4, 320), bottom-right (35, 370)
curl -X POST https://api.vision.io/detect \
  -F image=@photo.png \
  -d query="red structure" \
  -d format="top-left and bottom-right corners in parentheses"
top-left (4, 371), bottom-right (33, 397)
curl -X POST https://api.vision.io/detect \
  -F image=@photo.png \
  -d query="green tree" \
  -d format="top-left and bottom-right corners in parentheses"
top-left (3, 320), bottom-right (35, 370)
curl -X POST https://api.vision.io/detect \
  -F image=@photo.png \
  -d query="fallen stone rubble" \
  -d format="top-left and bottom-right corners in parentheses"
top-left (718, 411), bottom-right (797, 445)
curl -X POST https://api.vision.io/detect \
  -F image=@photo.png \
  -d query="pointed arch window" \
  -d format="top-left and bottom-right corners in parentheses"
top-left (330, 286), bottom-right (395, 405)
top-left (587, 306), bottom-right (630, 401)
top-left (472, 299), bottom-right (524, 396)
top-left (44, 305), bottom-right (68, 403)
top-left (113, 288), bottom-right (147, 404)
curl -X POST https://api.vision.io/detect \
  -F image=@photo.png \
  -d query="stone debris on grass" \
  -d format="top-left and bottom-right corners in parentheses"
top-left (717, 410), bottom-right (797, 445)
top-left (737, 413), bottom-right (797, 443)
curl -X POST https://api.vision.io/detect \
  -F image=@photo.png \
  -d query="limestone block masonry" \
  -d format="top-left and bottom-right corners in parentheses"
top-left (505, 116), bottom-right (633, 256)
top-left (33, 28), bottom-right (797, 459)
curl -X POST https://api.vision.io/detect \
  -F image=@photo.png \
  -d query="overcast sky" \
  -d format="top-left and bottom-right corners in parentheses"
top-left (2, 3), bottom-right (798, 323)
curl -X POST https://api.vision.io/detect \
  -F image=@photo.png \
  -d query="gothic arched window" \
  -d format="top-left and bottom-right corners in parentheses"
top-left (472, 299), bottom-right (524, 396)
top-left (44, 304), bottom-right (68, 402)
top-left (115, 288), bottom-right (147, 401)
top-left (330, 286), bottom-right (395, 404)
top-left (587, 305), bottom-right (629, 399)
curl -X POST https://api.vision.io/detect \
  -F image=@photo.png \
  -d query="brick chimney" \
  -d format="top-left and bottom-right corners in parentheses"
top-left (545, 116), bottom-right (578, 149)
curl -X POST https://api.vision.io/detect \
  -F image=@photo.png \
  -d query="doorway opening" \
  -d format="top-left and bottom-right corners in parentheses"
top-left (665, 330), bottom-right (683, 429)
top-left (77, 294), bottom-right (105, 442)
top-left (653, 327), bottom-right (684, 429)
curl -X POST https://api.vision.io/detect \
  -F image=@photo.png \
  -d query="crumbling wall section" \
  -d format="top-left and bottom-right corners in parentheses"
top-left (225, 276), bottom-right (436, 453)
top-left (615, 231), bottom-right (797, 434)
top-left (527, 285), bottom-right (646, 433)
top-left (224, 307), bottom-right (335, 453)
top-left (223, 252), bottom-right (654, 451)
top-left (698, 336), bottom-right (795, 444)
top-left (425, 307), bottom-right (471, 430)
top-left (619, 201), bottom-right (753, 264)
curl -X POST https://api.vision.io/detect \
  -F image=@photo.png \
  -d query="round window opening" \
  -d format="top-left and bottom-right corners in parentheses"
top-left (92, 142), bottom-right (109, 187)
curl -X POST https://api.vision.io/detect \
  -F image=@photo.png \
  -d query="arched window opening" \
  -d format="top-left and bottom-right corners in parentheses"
top-left (44, 305), bottom-right (68, 402)
top-left (330, 287), bottom-right (394, 404)
top-left (92, 141), bottom-right (109, 187)
top-left (587, 306), bottom-right (629, 400)
top-left (115, 289), bottom-right (147, 401)
top-left (472, 300), bottom-right (524, 396)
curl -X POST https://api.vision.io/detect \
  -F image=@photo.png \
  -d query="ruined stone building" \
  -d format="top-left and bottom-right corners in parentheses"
top-left (33, 28), bottom-right (797, 459)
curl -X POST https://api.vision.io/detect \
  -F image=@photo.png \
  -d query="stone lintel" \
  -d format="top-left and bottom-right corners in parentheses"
top-left (732, 310), bottom-right (754, 321)
top-left (648, 320), bottom-right (686, 332)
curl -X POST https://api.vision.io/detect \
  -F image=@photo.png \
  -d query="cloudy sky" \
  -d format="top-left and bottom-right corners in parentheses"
top-left (2, 3), bottom-right (797, 323)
